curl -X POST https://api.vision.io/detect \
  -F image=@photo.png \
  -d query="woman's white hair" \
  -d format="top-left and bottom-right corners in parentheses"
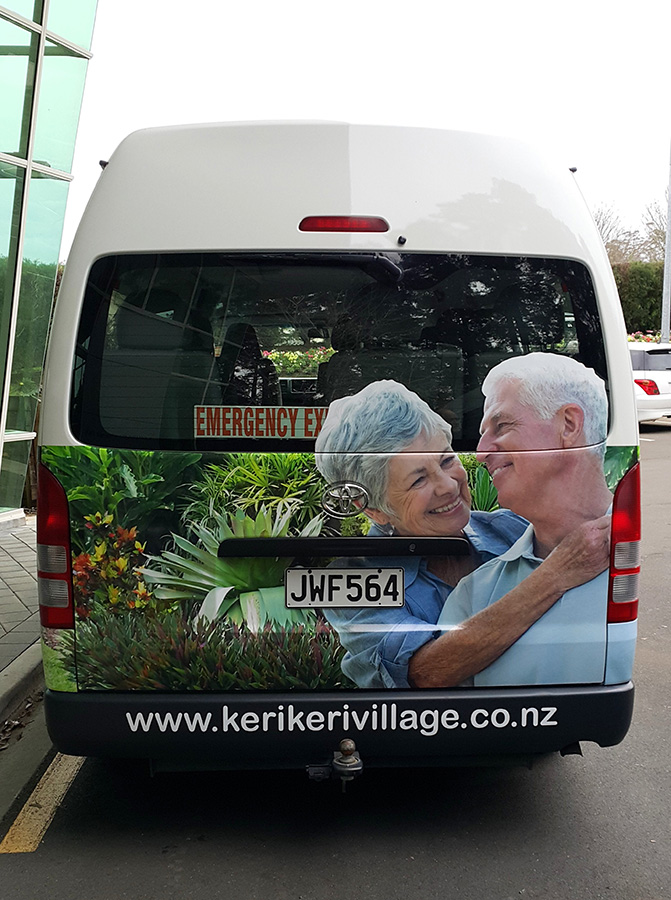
top-left (315, 380), bottom-right (452, 516)
top-left (482, 353), bottom-right (607, 452)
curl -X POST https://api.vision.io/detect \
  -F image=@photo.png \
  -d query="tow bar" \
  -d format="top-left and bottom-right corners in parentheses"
top-left (307, 738), bottom-right (363, 792)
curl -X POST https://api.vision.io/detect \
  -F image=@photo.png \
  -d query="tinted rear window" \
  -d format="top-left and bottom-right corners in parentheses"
top-left (70, 252), bottom-right (607, 451)
top-left (631, 348), bottom-right (671, 372)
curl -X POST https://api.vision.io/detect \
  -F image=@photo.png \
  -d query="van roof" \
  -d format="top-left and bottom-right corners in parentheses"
top-left (69, 121), bottom-right (604, 263)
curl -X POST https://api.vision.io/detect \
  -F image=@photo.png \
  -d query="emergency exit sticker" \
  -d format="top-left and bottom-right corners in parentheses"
top-left (194, 406), bottom-right (327, 439)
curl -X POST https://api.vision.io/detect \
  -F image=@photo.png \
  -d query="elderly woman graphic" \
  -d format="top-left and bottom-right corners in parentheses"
top-left (315, 380), bottom-right (609, 689)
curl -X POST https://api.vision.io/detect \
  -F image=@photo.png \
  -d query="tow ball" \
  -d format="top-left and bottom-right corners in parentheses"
top-left (307, 738), bottom-right (363, 791)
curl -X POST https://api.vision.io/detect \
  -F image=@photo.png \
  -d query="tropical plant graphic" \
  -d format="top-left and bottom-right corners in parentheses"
top-left (182, 452), bottom-right (325, 533)
top-left (72, 514), bottom-right (158, 618)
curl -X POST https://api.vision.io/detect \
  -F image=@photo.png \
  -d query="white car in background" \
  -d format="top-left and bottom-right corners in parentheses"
top-left (629, 342), bottom-right (671, 423)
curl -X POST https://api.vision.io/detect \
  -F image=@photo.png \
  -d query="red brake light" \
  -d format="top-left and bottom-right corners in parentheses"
top-left (298, 216), bottom-right (389, 233)
top-left (634, 379), bottom-right (660, 395)
top-left (37, 463), bottom-right (74, 629)
top-left (608, 462), bottom-right (640, 623)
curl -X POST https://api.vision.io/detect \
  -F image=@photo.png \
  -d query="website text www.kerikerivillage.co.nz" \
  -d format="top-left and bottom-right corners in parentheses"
top-left (125, 703), bottom-right (559, 738)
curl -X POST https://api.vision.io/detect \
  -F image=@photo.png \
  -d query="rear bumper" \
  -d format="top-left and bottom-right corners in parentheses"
top-left (636, 400), bottom-right (671, 422)
top-left (45, 682), bottom-right (634, 768)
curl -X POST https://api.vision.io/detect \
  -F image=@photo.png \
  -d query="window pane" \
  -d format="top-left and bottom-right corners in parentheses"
top-left (47, 0), bottom-right (97, 50)
top-left (0, 16), bottom-right (38, 159)
top-left (70, 253), bottom-right (607, 452)
top-left (0, 163), bottom-right (25, 407)
top-left (32, 40), bottom-right (88, 173)
top-left (641, 349), bottom-right (671, 372)
top-left (6, 175), bottom-right (68, 433)
top-left (2, 2), bottom-right (43, 22)
top-left (0, 439), bottom-right (31, 512)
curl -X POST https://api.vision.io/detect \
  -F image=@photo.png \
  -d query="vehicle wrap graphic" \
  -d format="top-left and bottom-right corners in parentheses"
top-left (40, 431), bottom-right (638, 695)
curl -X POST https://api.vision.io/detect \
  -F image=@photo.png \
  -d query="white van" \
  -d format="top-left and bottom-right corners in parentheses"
top-left (38, 123), bottom-right (640, 775)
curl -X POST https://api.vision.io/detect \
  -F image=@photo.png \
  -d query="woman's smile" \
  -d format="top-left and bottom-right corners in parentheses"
top-left (429, 497), bottom-right (465, 515)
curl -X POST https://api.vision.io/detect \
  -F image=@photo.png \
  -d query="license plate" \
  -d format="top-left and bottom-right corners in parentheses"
top-left (285, 567), bottom-right (405, 608)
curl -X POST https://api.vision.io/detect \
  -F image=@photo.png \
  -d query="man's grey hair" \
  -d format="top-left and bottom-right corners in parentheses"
top-left (482, 353), bottom-right (608, 454)
top-left (315, 380), bottom-right (453, 515)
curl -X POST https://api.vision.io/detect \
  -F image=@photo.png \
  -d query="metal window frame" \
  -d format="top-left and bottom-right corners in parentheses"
top-left (0, 0), bottom-right (92, 510)
top-left (0, 5), bottom-right (93, 58)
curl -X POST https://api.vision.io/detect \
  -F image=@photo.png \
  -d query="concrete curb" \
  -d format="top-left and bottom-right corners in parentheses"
top-left (0, 643), bottom-right (44, 724)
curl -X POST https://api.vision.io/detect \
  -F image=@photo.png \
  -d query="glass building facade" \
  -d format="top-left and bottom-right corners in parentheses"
top-left (0, 1), bottom-right (97, 520)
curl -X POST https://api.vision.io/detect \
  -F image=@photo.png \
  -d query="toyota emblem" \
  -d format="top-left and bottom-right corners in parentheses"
top-left (321, 482), bottom-right (369, 518)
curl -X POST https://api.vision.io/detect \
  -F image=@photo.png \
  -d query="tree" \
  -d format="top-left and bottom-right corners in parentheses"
top-left (592, 204), bottom-right (643, 264)
top-left (639, 193), bottom-right (667, 262)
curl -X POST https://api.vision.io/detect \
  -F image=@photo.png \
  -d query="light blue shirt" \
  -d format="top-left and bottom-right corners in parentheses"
top-left (437, 523), bottom-right (609, 686)
top-left (325, 509), bottom-right (528, 689)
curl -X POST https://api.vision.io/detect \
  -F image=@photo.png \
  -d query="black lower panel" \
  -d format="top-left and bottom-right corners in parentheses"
top-left (45, 683), bottom-right (634, 768)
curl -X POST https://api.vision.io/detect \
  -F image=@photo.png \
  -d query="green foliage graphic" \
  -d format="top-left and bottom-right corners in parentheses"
top-left (460, 454), bottom-right (499, 512)
top-left (41, 446), bottom-right (201, 553)
top-left (183, 452), bottom-right (326, 534)
top-left (62, 611), bottom-right (354, 691)
top-left (604, 445), bottom-right (639, 493)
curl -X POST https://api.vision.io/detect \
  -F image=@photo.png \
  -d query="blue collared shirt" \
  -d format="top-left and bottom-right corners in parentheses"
top-left (325, 509), bottom-right (528, 689)
top-left (437, 523), bottom-right (610, 685)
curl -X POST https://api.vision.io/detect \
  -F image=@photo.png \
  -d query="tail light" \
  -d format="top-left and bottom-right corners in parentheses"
top-left (634, 379), bottom-right (659, 395)
top-left (37, 463), bottom-right (74, 629)
top-left (608, 462), bottom-right (640, 623)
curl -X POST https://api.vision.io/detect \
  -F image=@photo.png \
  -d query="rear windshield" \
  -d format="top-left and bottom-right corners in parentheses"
top-left (630, 347), bottom-right (671, 372)
top-left (70, 252), bottom-right (607, 451)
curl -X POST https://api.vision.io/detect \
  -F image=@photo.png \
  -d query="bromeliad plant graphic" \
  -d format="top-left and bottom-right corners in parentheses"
top-left (141, 502), bottom-right (323, 631)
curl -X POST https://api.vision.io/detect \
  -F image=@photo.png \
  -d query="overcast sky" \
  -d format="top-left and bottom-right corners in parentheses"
top-left (61, 0), bottom-right (671, 258)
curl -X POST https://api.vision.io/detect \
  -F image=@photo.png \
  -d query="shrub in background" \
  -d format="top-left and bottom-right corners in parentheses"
top-left (613, 261), bottom-right (663, 333)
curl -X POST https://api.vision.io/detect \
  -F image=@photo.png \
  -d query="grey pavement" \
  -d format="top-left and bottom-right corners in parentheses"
top-left (0, 515), bottom-right (43, 721)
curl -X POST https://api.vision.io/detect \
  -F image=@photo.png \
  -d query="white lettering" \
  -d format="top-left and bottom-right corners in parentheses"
top-left (420, 709), bottom-right (439, 736)
top-left (471, 709), bottom-right (489, 729)
top-left (125, 703), bottom-right (559, 737)
top-left (399, 710), bottom-right (418, 731)
top-left (541, 707), bottom-right (558, 726)
top-left (350, 709), bottom-right (369, 730)
top-left (440, 709), bottom-right (459, 730)
top-left (490, 708), bottom-right (511, 728)
top-left (182, 712), bottom-right (212, 733)
top-left (241, 712), bottom-right (260, 732)
top-left (287, 705), bottom-right (305, 731)
top-left (221, 706), bottom-right (240, 732)
top-left (306, 711), bottom-right (325, 731)
top-left (521, 707), bottom-right (539, 727)
top-left (154, 712), bottom-right (183, 733)
top-left (126, 712), bottom-right (153, 733)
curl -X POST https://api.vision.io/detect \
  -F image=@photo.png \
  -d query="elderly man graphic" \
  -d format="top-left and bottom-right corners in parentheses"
top-left (434, 352), bottom-right (619, 687)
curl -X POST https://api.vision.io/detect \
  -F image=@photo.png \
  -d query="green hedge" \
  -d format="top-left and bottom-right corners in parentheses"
top-left (612, 261), bottom-right (664, 333)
